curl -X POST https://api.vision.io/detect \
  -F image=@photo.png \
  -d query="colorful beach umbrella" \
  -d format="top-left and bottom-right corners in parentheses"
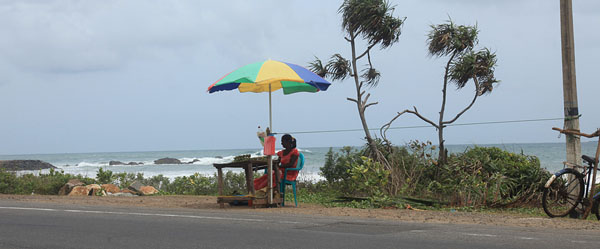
top-left (208, 60), bottom-right (331, 205)
top-left (207, 59), bottom-right (331, 130)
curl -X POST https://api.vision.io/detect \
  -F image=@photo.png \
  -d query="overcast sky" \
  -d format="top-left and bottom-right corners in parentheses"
top-left (0, 0), bottom-right (598, 155)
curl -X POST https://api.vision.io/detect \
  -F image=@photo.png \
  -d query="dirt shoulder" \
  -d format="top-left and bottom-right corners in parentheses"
top-left (1, 194), bottom-right (599, 231)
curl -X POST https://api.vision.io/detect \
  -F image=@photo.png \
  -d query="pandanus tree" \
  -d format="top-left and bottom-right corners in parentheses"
top-left (309, 0), bottom-right (405, 165)
top-left (381, 19), bottom-right (499, 164)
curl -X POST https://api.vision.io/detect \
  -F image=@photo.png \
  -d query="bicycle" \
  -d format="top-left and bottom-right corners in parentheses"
top-left (542, 127), bottom-right (600, 219)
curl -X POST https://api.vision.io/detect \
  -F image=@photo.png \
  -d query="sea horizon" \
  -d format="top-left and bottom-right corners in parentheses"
top-left (1, 140), bottom-right (595, 157)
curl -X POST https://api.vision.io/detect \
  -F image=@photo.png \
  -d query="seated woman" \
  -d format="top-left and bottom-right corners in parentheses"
top-left (253, 134), bottom-right (299, 191)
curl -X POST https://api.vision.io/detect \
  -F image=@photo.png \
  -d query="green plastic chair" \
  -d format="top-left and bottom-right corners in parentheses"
top-left (280, 152), bottom-right (304, 207)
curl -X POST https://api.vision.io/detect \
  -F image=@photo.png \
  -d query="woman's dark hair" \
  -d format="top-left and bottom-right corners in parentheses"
top-left (281, 134), bottom-right (297, 149)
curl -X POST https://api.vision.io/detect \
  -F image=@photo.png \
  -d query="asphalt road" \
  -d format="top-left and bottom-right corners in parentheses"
top-left (0, 200), bottom-right (599, 249)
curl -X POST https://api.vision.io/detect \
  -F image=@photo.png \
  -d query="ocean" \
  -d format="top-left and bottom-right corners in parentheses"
top-left (0, 142), bottom-right (597, 182)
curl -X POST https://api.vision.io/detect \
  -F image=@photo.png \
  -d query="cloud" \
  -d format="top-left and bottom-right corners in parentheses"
top-left (0, 0), bottom-right (336, 76)
top-left (0, 1), bottom-right (225, 74)
top-left (0, 1), bottom-right (120, 73)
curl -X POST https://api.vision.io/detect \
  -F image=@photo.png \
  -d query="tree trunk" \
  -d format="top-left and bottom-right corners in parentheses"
top-left (438, 126), bottom-right (446, 164)
top-left (350, 33), bottom-right (379, 158)
top-left (438, 74), bottom-right (448, 164)
top-left (437, 53), bottom-right (456, 165)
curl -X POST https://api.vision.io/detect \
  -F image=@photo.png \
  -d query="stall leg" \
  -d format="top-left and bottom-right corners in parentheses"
top-left (245, 163), bottom-right (253, 195)
top-left (218, 168), bottom-right (224, 208)
top-left (274, 162), bottom-right (280, 205)
top-left (248, 165), bottom-right (255, 197)
top-left (267, 155), bottom-right (272, 205)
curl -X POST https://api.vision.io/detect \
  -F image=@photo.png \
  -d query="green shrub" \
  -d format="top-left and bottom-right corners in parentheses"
top-left (385, 141), bottom-right (435, 196)
top-left (321, 141), bottom-right (434, 197)
top-left (0, 170), bottom-right (19, 194)
top-left (167, 173), bottom-right (214, 195)
top-left (96, 168), bottom-right (114, 184)
top-left (161, 171), bottom-right (246, 196)
top-left (318, 142), bottom-right (550, 208)
top-left (143, 174), bottom-right (171, 191)
top-left (0, 169), bottom-right (93, 195)
top-left (433, 147), bottom-right (551, 207)
top-left (33, 168), bottom-right (73, 194)
top-left (320, 146), bottom-right (366, 194)
top-left (113, 172), bottom-right (136, 189)
top-left (348, 156), bottom-right (389, 198)
top-left (320, 147), bottom-right (354, 183)
top-left (222, 171), bottom-right (247, 195)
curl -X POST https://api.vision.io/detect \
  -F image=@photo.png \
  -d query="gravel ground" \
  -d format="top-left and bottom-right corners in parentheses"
top-left (1, 194), bottom-right (599, 230)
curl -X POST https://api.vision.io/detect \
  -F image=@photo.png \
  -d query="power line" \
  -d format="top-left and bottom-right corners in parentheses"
top-left (276, 117), bottom-right (563, 135)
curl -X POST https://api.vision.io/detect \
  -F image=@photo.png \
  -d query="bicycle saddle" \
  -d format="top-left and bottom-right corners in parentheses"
top-left (582, 155), bottom-right (597, 165)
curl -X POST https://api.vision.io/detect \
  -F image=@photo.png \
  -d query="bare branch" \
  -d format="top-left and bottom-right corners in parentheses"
top-left (443, 77), bottom-right (480, 125)
top-left (359, 90), bottom-right (366, 99)
top-left (364, 101), bottom-right (378, 110)
top-left (363, 93), bottom-right (371, 104)
top-left (347, 97), bottom-right (358, 103)
top-left (356, 43), bottom-right (376, 60)
top-left (380, 107), bottom-right (439, 142)
top-left (344, 37), bottom-right (351, 42)
top-left (409, 107), bottom-right (439, 129)
top-left (380, 110), bottom-right (409, 140)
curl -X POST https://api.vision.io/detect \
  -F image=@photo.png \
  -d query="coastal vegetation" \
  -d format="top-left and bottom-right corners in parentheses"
top-left (0, 168), bottom-right (93, 195)
top-left (313, 142), bottom-right (552, 209)
top-left (0, 168), bottom-right (249, 196)
top-left (0, 142), bottom-right (552, 213)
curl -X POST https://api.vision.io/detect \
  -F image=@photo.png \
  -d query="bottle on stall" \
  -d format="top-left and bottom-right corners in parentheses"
top-left (257, 126), bottom-right (266, 146)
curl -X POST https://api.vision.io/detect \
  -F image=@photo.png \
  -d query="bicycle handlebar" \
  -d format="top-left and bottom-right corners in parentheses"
top-left (552, 127), bottom-right (600, 138)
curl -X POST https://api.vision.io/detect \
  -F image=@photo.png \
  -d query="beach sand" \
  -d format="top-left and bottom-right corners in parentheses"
top-left (1, 194), bottom-right (599, 231)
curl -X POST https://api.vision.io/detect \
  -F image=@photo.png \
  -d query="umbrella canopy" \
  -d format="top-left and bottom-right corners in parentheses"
top-left (208, 60), bottom-right (331, 94)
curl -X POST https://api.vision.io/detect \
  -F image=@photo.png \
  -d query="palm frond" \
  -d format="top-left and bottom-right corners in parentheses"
top-left (449, 48), bottom-right (499, 93)
top-left (308, 56), bottom-right (328, 78)
top-left (340, 0), bottom-right (374, 34)
top-left (326, 54), bottom-right (351, 81)
top-left (427, 22), bottom-right (454, 57)
top-left (427, 19), bottom-right (478, 57)
top-left (340, 0), bottom-right (405, 49)
top-left (368, 15), bottom-right (405, 49)
top-left (361, 67), bottom-right (381, 87)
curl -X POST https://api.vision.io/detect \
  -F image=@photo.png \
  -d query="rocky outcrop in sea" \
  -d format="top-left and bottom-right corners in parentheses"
top-left (153, 158), bottom-right (182, 164)
top-left (0, 160), bottom-right (56, 171)
top-left (109, 161), bottom-right (144, 166)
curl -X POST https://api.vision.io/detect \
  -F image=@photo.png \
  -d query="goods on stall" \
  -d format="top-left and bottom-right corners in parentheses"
top-left (233, 154), bottom-right (269, 163)
top-left (233, 154), bottom-right (251, 162)
top-left (257, 126), bottom-right (266, 146)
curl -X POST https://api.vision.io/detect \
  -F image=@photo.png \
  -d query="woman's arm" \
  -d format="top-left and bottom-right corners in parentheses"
top-left (279, 154), bottom-right (298, 168)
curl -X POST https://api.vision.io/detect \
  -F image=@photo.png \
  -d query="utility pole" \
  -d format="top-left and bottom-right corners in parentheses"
top-left (560, 0), bottom-right (581, 167)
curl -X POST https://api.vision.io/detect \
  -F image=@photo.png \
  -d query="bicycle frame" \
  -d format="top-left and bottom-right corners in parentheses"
top-left (562, 161), bottom-right (595, 205)
top-left (551, 127), bottom-right (600, 218)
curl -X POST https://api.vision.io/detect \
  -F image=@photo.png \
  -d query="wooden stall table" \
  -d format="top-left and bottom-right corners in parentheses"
top-left (213, 159), bottom-right (281, 208)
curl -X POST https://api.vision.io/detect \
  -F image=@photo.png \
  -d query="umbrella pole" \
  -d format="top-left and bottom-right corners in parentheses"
top-left (269, 85), bottom-right (272, 129)
top-left (267, 85), bottom-right (273, 205)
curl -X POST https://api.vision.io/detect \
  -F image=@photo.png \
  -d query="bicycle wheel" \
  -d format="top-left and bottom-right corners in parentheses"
top-left (542, 169), bottom-right (584, 217)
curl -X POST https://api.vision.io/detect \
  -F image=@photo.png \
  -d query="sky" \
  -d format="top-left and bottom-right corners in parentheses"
top-left (0, 0), bottom-right (598, 155)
